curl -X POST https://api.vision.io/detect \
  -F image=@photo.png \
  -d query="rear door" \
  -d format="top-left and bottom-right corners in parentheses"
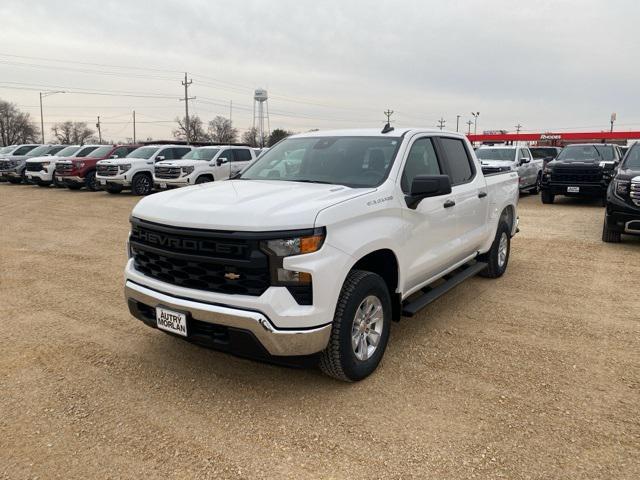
top-left (215, 149), bottom-right (233, 179)
top-left (436, 136), bottom-right (489, 259)
top-left (231, 148), bottom-right (253, 176)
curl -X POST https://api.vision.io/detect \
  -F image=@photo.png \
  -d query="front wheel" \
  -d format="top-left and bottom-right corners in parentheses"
top-left (478, 221), bottom-right (511, 279)
top-left (319, 270), bottom-right (391, 382)
top-left (131, 173), bottom-right (153, 195)
top-left (85, 171), bottom-right (98, 191)
top-left (105, 184), bottom-right (123, 194)
top-left (602, 218), bottom-right (621, 243)
top-left (541, 190), bottom-right (555, 204)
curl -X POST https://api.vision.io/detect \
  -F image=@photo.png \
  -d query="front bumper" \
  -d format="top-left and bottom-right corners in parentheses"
top-left (125, 280), bottom-right (331, 357)
top-left (605, 194), bottom-right (640, 235)
top-left (58, 175), bottom-right (85, 184)
top-left (541, 182), bottom-right (607, 196)
top-left (0, 170), bottom-right (21, 178)
top-left (96, 175), bottom-right (131, 187)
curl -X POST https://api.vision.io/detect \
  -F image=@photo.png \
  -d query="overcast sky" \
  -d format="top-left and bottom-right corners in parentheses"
top-left (0, 0), bottom-right (638, 142)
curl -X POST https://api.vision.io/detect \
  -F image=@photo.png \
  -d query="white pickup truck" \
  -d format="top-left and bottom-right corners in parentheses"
top-left (154, 145), bottom-right (256, 189)
top-left (124, 128), bottom-right (519, 381)
top-left (476, 145), bottom-right (542, 193)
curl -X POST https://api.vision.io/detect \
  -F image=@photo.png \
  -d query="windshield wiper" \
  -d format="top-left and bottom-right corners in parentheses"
top-left (293, 179), bottom-right (334, 185)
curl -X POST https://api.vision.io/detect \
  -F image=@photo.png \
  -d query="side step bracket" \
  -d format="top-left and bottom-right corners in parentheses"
top-left (401, 262), bottom-right (488, 317)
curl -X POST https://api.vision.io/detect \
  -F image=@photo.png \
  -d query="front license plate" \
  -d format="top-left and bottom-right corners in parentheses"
top-left (156, 307), bottom-right (188, 337)
top-left (567, 186), bottom-right (580, 193)
top-left (160, 182), bottom-right (167, 189)
top-left (100, 179), bottom-right (106, 185)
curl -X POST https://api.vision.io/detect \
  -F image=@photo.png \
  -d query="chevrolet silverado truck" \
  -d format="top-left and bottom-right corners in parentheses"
top-left (96, 144), bottom-right (193, 195)
top-left (124, 128), bottom-right (519, 381)
top-left (56, 144), bottom-right (139, 191)
top-left (154, 145), bottom-right (256, 189)
top-left (602, 142), bottom-right (640, 242)
top-left (25, 145), bottom-right (98, 187)
top-left (0, 144), bottom-right (42, 183)
top-left (476, 145), bottom-right (542, 193)
top-left (541, 143), bottom-right (623, 205)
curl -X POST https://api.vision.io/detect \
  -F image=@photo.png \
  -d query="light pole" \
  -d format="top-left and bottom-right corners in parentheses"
top-left (39, 91), bottom-right (65, 143)
top-left (456, 115), bottom-right (461, 132)
top-left (471, 112), bottom-right (480, 135)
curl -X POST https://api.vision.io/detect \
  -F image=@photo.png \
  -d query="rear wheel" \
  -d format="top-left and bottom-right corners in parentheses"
top-left (131, 173), bottom-right (153, 195)
top-left (602, 217), bottom-right (621, 243)
top-left (478, 221), bottom-right (511, 279)
top-left (541, 190), bottom-right (555, 204)
top-left (106, 184), bottom-right (123, 194)
top-left (529, 173), bottom-right (541, 194)
top-left (319, 270), bottom-right (391, 382)
top-left (85, 171), bottom-right (98, 191)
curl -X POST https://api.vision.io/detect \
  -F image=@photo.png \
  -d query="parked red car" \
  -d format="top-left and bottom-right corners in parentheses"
top-left (56, 144), bottom-right (140, 191)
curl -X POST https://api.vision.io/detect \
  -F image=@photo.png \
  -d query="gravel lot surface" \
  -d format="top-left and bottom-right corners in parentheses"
top-left (1, 185), bottom-right (639, 479)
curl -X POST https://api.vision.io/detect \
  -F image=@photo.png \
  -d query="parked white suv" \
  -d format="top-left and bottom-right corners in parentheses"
top-left (154, 146), bottom-right (256, 189)
top-left (476, 145), bottom-right (542, 193)
top-left (124, 128), bottom-right (520, 381)
top-left (96, 144), bottom-right (193, 195)
top-left (25, 145), bottom-right (97, 187)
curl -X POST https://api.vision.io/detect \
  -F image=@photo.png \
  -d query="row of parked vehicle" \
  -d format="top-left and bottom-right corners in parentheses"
top-left (0, 142), bottom-right (266, 195)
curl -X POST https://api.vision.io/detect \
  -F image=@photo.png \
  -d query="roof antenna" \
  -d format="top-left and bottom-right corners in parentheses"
top-left (382, 109), bottom-right (394, 134)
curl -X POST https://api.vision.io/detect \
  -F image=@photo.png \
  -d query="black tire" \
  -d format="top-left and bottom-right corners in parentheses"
top-left (599, 196), bottom-right (607, 207)
top-left (602, 218), bottom-right (621, 243)
top-left (37, 182), bottom-right (51, 188)
top-left (529, 173), bottom-right (541, 194)
top-left (106, 184), bottom-right (123, 194)
top-left (7, 177), bottom-right (22, 184)
top-left (319, 270), bottom-right (391, 382)
top-left (67, 184), bottom-right (82, 190)
top-left (53, 174), bottom-right (64, 188)
top-left (478, 221), bottom-right (511, 279)
top-left (84, 171), bottom-right (98, 191)
top-left (131, 173), bottom-right (153, 195)
top-left (195, 175), bottom-right (212, 184)
top-left (541, 190), bottom-right (555, 204)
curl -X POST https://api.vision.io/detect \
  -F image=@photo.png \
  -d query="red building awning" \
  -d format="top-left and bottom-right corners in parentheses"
top-left (467, 131), bottom-right (640, 143)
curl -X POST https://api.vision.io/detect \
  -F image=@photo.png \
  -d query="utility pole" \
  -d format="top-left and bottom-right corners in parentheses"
top-left (96, 116), bottom-right (102, 143)
top-left (230, 100), bottom-right (233, 123)
top-left (610, 112), bottom-right (616, 133)
top-left (456, 115), bottom-right (461, 132)
top-left (471, 111), bottom-right (480, 135)
top-left (39, 91), bottom-right (65, 143)
top-left (466, 120), bottom-right (473, 135)
top-left (437, 117), bottom-right (446, 130)
top-left (180, 73), bottom-right (195, 144)
top-left (133, 110), bottom-right (136, 143)
top-left (515, 123), bottom-right (522, 134)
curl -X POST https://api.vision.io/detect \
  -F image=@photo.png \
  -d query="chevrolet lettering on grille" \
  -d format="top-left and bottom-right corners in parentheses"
top-left (132, 229), bottom-right (247, 256)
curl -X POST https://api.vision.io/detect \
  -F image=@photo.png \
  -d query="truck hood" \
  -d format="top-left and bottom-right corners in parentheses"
top-left (480, 159), bottom-right (515, 169)
top-left (132, 179), bottom-right (374, 230)
top-left (156, 160), bottom-right (201, 167)
top-left (26, 155), bottom-right (58, 163)
top-left (98, 158), bottom-right (148, 166)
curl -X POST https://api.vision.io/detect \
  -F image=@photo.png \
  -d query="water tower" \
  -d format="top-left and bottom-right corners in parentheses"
top-left (253, 88), bottom-right (270, 147)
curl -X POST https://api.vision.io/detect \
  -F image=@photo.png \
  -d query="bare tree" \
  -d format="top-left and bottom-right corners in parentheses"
top-left (241, 127), bottom-right (260, 147)
top-left (268, 128), bottom-right (292, 147)
top-left (208, 116), bottom-right (238, 144)
top-left (0, 100), bottom-right (39, 145)
top-left (172, 115), bottom-right (207, 142)
top-left (51, 121), bottom-right (95, 145)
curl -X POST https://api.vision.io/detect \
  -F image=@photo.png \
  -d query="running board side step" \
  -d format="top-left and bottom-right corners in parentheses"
top-left (401, 262), bottom-right (488, 317)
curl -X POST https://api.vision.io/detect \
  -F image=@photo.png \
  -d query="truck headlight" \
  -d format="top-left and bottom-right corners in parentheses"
top-left (543, 167), bottom-right (553, 175)
top-left (263, 230), bottom-right (325, 257)
top-left (615, 180), bottom-right (630, 196)
top-left (120, 164), bottom-right (131, 173)
top-left (182, 166), bottom-right (194, 175)
top-left (74, 162), bottom-right (85, 169)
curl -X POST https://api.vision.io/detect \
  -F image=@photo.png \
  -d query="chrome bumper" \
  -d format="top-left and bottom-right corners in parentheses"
top-left (58, 176), bottom-right (84, 183)
top-left (125, 281), bottom-right (331, 356)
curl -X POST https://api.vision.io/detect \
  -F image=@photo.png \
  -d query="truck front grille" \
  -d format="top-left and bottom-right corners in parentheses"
top-left (631, 180), bottom-right (640, 206)
top-left (56, 163), bottom-right (74, 175)
top-left (26, 162), bottom-right (43, 172)
top-left (155, 166), bottom-right (181, 179)
top-left (129, 219), bottom-right (272, 297)
top-left (0, 160), bottom-right (14, 170)
top-left (97, 164), bottom-right (119, 176)
top-left (551, 167), bottom-right (602, 184)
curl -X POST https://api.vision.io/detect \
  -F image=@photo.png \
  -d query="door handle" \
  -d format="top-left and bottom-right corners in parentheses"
top-left (478, 191), bottom-right (487, 198)
top-left (443, 199), bottom-right (456, 208)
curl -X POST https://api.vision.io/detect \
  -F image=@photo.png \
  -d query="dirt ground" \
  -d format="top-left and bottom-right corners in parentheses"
top-left (0, 184), bottom-right (638, 480)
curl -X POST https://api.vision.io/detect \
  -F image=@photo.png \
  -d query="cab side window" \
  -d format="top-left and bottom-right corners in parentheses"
top-left (156, 148), bottom-right (174, 161)
top-left (439, 138), bottom-right (474, 185)
top-left (173, 147), bottom-right (191, 159)
top-left (401, 138), bottom-right (441, 193)
top-left (218, 150), bottom-right (234, 163)
top-left (233, 148), bottom-right (252, 162)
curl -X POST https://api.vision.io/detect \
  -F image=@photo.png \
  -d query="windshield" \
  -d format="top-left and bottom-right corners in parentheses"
top-left (76, 146), bottom-right (99, 157)
top-left (182, 148), bottom-right (220, 161)
top-left (55, 146), bottom-right (80, 157)
top-left (476, 148), bottom-right (516, 161)
top-left (86, 146), bottom-right (114, 158)
top-left (26, 145), bottom-right (54, 157)
top-left (530, 147), bottom-right (558, 159)
top-left (622, 145), bottom-right (640, 169)
top-left (127, 146), bottom-right (158, 159)
top-left (557, 145), bottom-right (614, 161)
top-left (239, 136), bottom-right (401, 187)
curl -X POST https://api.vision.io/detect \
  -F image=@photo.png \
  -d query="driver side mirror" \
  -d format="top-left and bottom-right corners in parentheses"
top-left (156, 155), bottom-right (165, 161)
top-left (111, 154), bottom-right (119, 159)
top-left (520, 157), bottom-right (530, 165)
top-left (406, 175), bottom-right (452, 209)
top-left (216, 157), bottom-right (229, 166)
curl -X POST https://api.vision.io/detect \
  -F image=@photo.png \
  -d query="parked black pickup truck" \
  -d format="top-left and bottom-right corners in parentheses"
top-left (541, 143), bottom-right (623, 205)
top-left (602, 143), bottom-right (640, 242)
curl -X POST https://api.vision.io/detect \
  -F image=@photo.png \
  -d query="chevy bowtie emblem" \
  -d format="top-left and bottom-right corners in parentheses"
top-left (225, 272), bottom-right (241, 280)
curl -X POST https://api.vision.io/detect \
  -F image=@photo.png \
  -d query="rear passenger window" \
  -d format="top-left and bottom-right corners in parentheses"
top-left (219, 150), bottom-right (234, 162)
top-left (401, 138), bottom-right (441, 193)
top-left (233, 149), bottom-right (252, 162)
top-left (112, 147), bottom-right (128, 158)
top-left (440, 138), bottom-right (474, 185)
